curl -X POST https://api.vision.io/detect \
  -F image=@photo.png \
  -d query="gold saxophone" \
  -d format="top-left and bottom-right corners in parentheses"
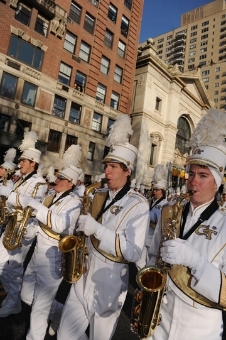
top-left (0, 172), bottom-right (10, 225)
top-left (59, 181), bottom-right (103, 283)
top-left (131, 191), bottom-right (191, 339)
top-left (3, 182), bottom-right (47, 251)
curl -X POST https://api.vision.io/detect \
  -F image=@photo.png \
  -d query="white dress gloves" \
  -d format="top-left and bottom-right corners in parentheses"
top-left (77, 214), bottom-right (105, 240)
top-left (0, 185), bottom-right (12, 197)
top-left (161, 238), bottom-right (208, 278)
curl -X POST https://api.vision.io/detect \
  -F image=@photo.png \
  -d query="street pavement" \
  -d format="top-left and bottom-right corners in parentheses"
top-left (0, 263), bottom-right (140, 340)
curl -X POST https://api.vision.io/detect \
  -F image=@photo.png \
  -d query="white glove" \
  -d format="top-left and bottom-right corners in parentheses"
top-left (27, 197), bottom-right (42, 211)
top-left (77, 214), bottom-right (105, 240)
top-left (18, 195), bottom-right (32, 208)
top-left (161, 238), bottom-right (207, 275)
top-left (0, 185), bottom-right (12, 197)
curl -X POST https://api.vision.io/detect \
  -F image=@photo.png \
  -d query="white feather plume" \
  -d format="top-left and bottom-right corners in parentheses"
top-left (106, 114), bottom-right (133, 146)
top-left (19, 131), bottom-right (38, 151)
top-left (46, 166), bottom-right (57, 183)
top-left (186, 109), bottom-right (226, 150)
top-left (130, 178), bottom-right (136, 188)
top-left (4, 148), bottom-right (16, 163)
top-left (37, 163), bottom-right (45, 176)
top-left (152, 164), bottom-right (166, 183)
top-left (62, 144), bottom-right (81, 167)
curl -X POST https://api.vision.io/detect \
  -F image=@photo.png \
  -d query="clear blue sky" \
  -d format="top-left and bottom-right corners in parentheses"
top-left (140, 0), bottom-right (211, 43)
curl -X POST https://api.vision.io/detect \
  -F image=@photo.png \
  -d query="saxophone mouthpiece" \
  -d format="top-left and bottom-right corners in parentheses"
top-left (188, 189), bottom-right (196, 195)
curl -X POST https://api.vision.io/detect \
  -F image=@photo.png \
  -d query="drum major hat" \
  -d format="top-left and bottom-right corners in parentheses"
top-left (152, 164), bottom-right (167, 190)
top-left (56, 144), bottom-right (82, 185)
top-left (18, 131), bottom-right (41, 164)
top-left (102, 114), bottom-right (137, 171)
top-left (1, 148), bottom-right (17, 173)
top-left (186, 109), bottom-right (226, 188)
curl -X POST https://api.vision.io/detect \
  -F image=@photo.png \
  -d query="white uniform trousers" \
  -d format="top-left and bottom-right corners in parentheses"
top-left (58, 283), bottom-right (122, 340)
top-left (148, 290), bottom-right (223, 340)
top-left (21, 234), bottom-right (62, 340)
top-left (0, 231), bottom-right (35, 307)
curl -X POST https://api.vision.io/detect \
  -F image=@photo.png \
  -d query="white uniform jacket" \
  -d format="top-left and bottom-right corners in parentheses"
top-left (75, 188), bottom-right (149, 319)
top-left (148, 200), bottom-right (226, 340)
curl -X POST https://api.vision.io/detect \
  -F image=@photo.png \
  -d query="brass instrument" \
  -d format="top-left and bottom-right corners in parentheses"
top-left (3, 182), bottom-right (47, 251)
top-left (59, 181), bottom-right (103, 283)
top-left (0, 172), bottom-right (9, 225)
top-left (131, 192), bottom-right (191, 338)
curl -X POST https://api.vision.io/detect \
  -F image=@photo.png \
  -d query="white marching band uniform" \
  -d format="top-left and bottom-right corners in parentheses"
top-left (21, 191), bottom-right (81, 340)
top-left (58, 188), bottom-right (149, 340)
top-left (0, 173), bottom-right (47, 313)
top-left (148, 200), bottom-right (226, 340)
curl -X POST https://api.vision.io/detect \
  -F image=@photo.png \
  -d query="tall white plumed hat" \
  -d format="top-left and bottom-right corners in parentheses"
top-left (57, 144), bottom-right (82, 185)
top-left (1, 148), bottom-right (17, 172)
top-left (186, 109), bottom-right (226, 188)
top-left (152, 164), bottom-right (167, 190)
top-left (18, 131), bottom-right (41, 164)
top-left (46, 166), bottom-right (57, 184)
top-left (102, 114), bottom-right (137, 171)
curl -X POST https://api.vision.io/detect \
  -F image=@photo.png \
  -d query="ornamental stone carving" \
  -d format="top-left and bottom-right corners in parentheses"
top-left (9, 0), bottom-right (18, 9)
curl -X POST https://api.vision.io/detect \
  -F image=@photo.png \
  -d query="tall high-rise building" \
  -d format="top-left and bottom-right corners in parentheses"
top-left (147, 0), bottom-right (226, 111)
top-left (0, 0), bottom-right (143, 182)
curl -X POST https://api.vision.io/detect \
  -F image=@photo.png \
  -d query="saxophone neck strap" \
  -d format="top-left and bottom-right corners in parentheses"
top-left (180, 198), bottom-right (219, 240)
top-left (149, 196), bottom-right (165, 211)
top-left (14, 170), bottom-right (37, 191)
top-left (95, 181), bottom-right (131, 222)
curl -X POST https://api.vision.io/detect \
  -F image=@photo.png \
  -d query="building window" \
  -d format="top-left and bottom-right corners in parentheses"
top-left (202, 20), bottom-right (209, 26)
top-left (201, 34), bottom-right (208, 40)
top-left (214, 91), bottom-right (219, 95)
top-left (214, 99), bottom-right (218, 103)
top-left (114, 65), bottom-right (123, 83)
top-left (96, 83), bottom-right (106, 103)
top-left (155, 97), bottom-right (162, 111)
top-left (205, 85), bottom-right (209, 89)
top-left (15, 119), bottom-right (31, 136)
top-left (190, 38), bottom-right (197, 43)
top-left (65, 134), bottom-right (78, 151)
top-left (124, 0), bottom-right (132, 10)
top-left (47, 130), bottom-right (62, 153)
top-left (215, 83), bottom-right (219, 87)
top-left (52, 95), bottom-right (66, 119)
top-left (199, 54), bottom-right (206, 60)
top-left (8, 35), bottom-right (44, 70)
top-left (189, 44), bottom-right (196, 49)
top-left (87, 142), bottom-right (95, 160)
top-left (201, 27), bottom-right (209, 33)
top-left (69, 102), bottom-right (81, 124)
top-left (202, 77), bottom-right (209, 83)
top-left (79, 41), bottom-right (91, 62)
top-left (35, 13), bottom-right (49, 37)
top-left (21, 82), bottom-right (37, 106)
top-left (0, 114), bottom-right (11, 133)
top-left (200, 48), bottom-right (207, 53)
top-left (158, 38), bottom-right (164, 43)
top-left (191, 25), bottom-right (198, 30)
top-left (103, 146), bottom-right (110, 159)
top-left (107, 118), bottom-right (115, 133)
top-left (64, 31), bottom-right (77, 53)
top-left (92, 112), bottom-right (102, 132)
top-left (202, 70), bottom-right (210, 76)
top-left (74, 71), bottom-right (86, 92)
top-left (199, 61), bottom-right (206, 66)
top-left (216, 67), bottom-right (220, 71)
top-left (108, 3), bottom-right (117, 22)
top-left (190, 32), bottom-right (197, 37)
top-left (188, 64), bottom-right (195, 70)
top-left (15, 2), bottom-right (31, 26)
top-left (100, 56), bottom-right (110, 75)
top-left (69, 2), bottom-right (82, 24)
top-left (157, 44), bottom-right (163, 49)
top-left (188, 58), bottom-right (195, 63)
top-left (58, 62), bottom-right (72, 85)
top-left (200, 41), bottom-right (208, 46)
top-left (84, 13), bottom-right (95, 34)
top-left (104, 29), bottom-right (114, 49)
top-left (175, 117), bottom-right (191, 155)
top-left (0, 73), bottom-right (17, 100)
top-left (149, 143), bottom-right (157, 166)
top-left (110, 91), bottom-right (120, 110)
top-left (189, 51), bottom-right (196, 56)
top-left (118, 40), bottom-right (126, 58)
top-left (215, 75), bottom-right (220, 79)
top-left (121, 16), bottom-right (129, 37)
top-left (167, 35), bottom-right (172, 40)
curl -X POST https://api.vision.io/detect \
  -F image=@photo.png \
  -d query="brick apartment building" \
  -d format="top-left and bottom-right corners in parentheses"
top-left (0, 0), bottom-right (143, 182)
top-left (141, 0), bottom-right (226, 112)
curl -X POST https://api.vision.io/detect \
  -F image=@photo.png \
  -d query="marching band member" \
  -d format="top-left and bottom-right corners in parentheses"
top-left (18, 144), bottom-right (82, 340)
top-left (146, 109), bottom-right (226, 340)
top-left (57, 114), bottom-right (150, 340)
top-left (0, 131), bottom-right (47, 317)
top-left (0, 148), bottom-right (17, 189)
